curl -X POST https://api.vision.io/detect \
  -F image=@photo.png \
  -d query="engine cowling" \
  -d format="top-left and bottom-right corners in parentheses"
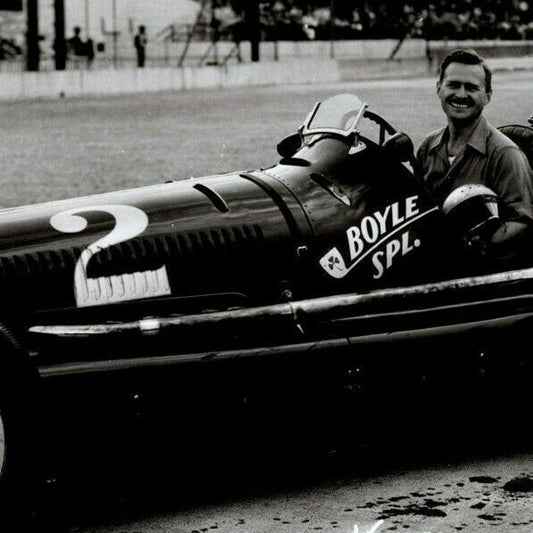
top-left (0, 173), bottom-right (310, 314)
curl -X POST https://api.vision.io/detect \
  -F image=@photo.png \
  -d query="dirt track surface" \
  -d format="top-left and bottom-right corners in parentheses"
top-left (5, 71), bottom-right (533, 532)
top-left (2, 71), bottom-right (532, 208)
top-left (59, 452), bottom-right (533, 533)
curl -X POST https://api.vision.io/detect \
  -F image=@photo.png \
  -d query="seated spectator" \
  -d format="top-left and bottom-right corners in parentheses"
top-left (250, 0), bottom-right (532, 42)
top-left (301, 9), bottom-right (319, 40)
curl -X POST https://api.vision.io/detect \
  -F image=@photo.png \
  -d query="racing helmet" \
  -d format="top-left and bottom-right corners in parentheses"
top-left (442, 184), bottom-right (500, 237)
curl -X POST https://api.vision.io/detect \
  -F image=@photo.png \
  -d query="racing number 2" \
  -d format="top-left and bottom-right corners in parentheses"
top-left (50, 205), bottom-right (171, 307)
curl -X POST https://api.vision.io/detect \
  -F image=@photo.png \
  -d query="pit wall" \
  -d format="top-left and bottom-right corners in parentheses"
top-left (1, 39), bottom-right (532, 101)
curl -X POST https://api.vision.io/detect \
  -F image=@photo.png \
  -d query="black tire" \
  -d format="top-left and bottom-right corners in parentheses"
top-left (0, 402), bottom-right (7, 486)
top-left (0, 394), bottom-right (26, 527)
top-left (0, 365), bottom-right (40, 528)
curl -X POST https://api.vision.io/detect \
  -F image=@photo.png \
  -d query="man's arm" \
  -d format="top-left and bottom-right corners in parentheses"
top-left (486, 146), bottom-right (533, 258)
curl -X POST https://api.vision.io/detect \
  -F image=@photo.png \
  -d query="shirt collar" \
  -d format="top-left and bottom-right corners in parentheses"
top-left (466, 115), bottom-right (489, 155)
top-left (428, 126), bottom-right (447, 155)
top-left (428, 115), bottom-right (489, 156)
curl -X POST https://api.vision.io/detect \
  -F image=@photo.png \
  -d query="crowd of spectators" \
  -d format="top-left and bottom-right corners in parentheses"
top-left (221, 0), bottom-right (533, 41)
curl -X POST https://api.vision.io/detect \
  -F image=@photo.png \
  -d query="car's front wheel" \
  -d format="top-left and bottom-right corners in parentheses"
top-left (0, 371), bottom-right (39, 527)
top-left (0, 407), bottom-right (5, 472)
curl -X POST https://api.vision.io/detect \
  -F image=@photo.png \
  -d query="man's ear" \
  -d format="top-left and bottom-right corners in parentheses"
top-left (436, 80), bottom-right (441, 94)
top-left (486, 90), bottom-right (492, 104)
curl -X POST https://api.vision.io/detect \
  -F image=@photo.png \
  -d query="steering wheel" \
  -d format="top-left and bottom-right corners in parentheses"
top-left (364, 110), bottom-right (421, 176)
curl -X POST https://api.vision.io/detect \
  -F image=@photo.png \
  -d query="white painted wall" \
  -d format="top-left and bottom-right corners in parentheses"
top-left (0, 57), bottom-right (342, 100)
top-left (38, 0), bottom-right (200, 41)
top-left (34, 0), bottom-right (202, 62)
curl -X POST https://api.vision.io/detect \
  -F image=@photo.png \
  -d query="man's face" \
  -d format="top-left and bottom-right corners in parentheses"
top-left (437, 62), bottom-right (491, 124)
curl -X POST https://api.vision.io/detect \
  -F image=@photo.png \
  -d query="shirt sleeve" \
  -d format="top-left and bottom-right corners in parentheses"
top-left (490, 146), bottom-right (533, 224)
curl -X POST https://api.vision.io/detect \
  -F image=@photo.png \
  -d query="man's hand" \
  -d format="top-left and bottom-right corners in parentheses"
top-left (465, 220), bottom-right (530, 260)
top-left (464, 233), bottom-right (488, 256)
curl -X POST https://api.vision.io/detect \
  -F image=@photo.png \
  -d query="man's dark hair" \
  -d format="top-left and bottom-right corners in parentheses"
top-left (438, 49), bottom-right (492, 93)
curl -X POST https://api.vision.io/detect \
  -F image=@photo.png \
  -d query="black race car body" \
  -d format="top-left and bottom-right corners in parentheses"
top-left (1, 94), bottom-right (533, 509)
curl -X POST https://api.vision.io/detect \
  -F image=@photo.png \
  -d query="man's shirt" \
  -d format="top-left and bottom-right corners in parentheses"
top-left (417, 115), bottom-right (533, 224)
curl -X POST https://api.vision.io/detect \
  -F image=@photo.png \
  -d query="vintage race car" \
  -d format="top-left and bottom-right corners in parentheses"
top-left (1, 94), bottom-right (533, 517)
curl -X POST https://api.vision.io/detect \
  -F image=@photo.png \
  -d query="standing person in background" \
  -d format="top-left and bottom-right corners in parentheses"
top-left (85, 37), bottom-right (95, 68)
top-left (134, 25), bottom-right (147, 67)
top-left (67, 26), bottom-right (83, 57)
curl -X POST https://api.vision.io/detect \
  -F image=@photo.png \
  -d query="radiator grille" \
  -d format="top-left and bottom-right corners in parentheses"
top-left (0, 224), bottom-right (266, 281)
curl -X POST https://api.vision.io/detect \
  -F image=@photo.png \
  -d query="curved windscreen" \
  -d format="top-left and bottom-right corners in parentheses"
top-left (302, 94), bottom-right (368, 137)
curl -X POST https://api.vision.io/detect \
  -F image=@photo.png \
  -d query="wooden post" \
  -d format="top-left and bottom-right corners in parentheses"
top-left (26, 0), bottom-right (39, 71)
top-left (54, 0), bottom-right (67, 70)
top-left (329, 0), bottom-right (335, 59)
top-left (247, 0), bottom-right (260, 62)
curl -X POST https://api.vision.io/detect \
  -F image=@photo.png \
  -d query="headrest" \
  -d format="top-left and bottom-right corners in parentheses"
top-left (498, 124), bottom-right (533, 168)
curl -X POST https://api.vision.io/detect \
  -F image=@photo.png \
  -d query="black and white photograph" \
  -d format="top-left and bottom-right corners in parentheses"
top-left (1, 1), bottom-right (533, 532)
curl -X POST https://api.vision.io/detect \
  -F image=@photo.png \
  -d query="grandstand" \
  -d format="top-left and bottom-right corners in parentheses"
top-left (256, 0), bottom-right (532, 41)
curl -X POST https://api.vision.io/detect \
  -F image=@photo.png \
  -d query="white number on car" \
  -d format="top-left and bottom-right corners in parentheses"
top-left (50, 205), bottom-right (171, 307)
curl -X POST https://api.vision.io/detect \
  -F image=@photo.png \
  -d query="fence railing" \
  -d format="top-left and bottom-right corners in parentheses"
top-left (2, 39), bottom-right (533, 73)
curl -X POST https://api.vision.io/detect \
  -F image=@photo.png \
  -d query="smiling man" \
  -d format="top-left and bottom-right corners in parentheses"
top-left (417, 48), bottom-right (533, 261)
